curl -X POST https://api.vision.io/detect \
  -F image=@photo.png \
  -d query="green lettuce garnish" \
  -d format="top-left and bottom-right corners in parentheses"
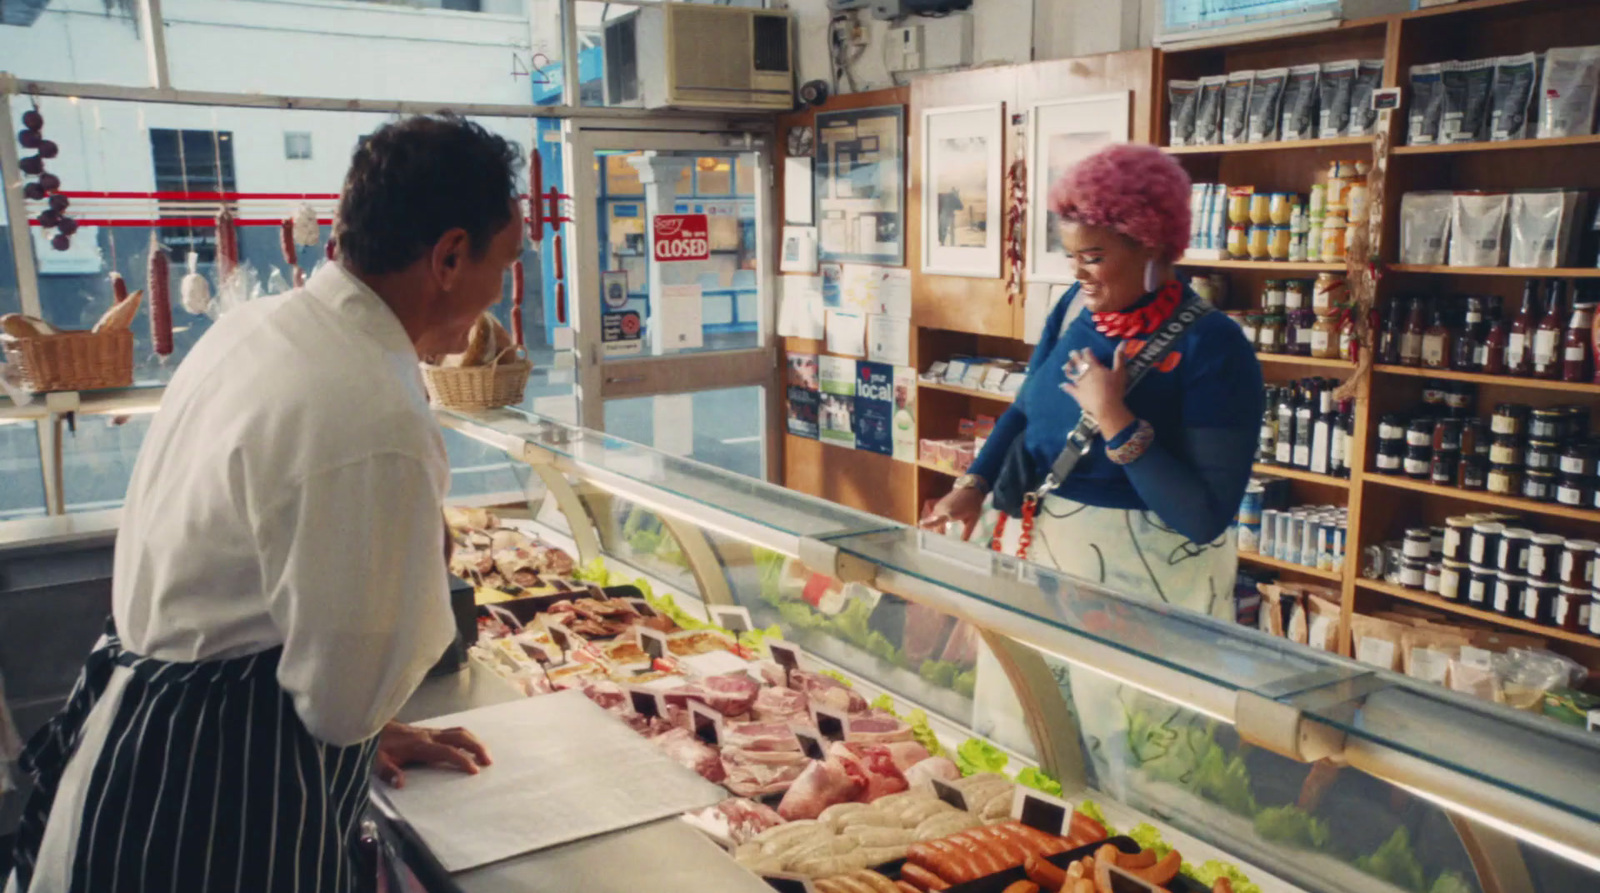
top-left (1127, 823), bottom-right (1172, 859)
top-left (1355, 827), bottom-right (1427, 892)
top-left (906, 709), bottom-right (945, 759)
top-left (954, 738), bottom-right (1009, 776)
top-left (1253, 805), bottom-right (1330, 850)
top-left (1184, 860), bottom-right (1262, 893)
top-left (1014, 767), bottom-right (1061, 797)
top-left (919, 659), bottom-right (959, 689)
top-left (870, 693), bottom-right (895, 713)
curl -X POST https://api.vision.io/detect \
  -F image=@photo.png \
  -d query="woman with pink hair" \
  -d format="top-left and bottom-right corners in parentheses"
top-left (922, 143), bottom-right (1262, 617)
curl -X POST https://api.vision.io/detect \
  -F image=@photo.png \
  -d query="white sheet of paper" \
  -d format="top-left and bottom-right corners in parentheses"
top-left (1023, 282), bottom-right (1073, 345)
top-left (653, 393), bottom-right (693, 457)
top-left (874, 267), bottom-right (912, 318)
top-left (784, 157), bottom-right (814, 225)
top-left (378, 691), bottom-right (725, 873)
top-left (867, 313), bottom-right (910, 366)
top-left (777, 275), bottom-right (825, 340)
top-left (839, 264), bottom-right (877, 313)
top-left (658, 284), bottom-right (704, 351)
top-left (826, 309), bottom-right (867, 357)
top-left (780, 226), bottom-right (819, 273)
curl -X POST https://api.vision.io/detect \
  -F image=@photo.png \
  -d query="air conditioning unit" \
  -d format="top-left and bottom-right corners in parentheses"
top-left (603, 5), bottom-right (795, 111)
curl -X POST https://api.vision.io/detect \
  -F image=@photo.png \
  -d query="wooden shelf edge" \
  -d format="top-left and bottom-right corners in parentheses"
top-left (1391, 134), bottom-right (1600, 156)
top-left (1355, 579), bottom-right (1600, 649)
top-left (917, 380), bottom-right (1017, 403)
top-left (1252, 463), bottom-right (1352, 488)
top-left (1164, 136), bottom-right (1374, 156)
top-left (1257, 353), bottom-right (1357, 370)
top-left (1373, 365), bottom-right (1600, 395)
top-left (1363, 473), bottom-right (1600, 524)
top-left (1239, 550), bottom-right (1346, 583)
top-left (917, 461), bottom-right (957, 477)
top-left (1178, 258), bottom-right (1347, 272)
top-left (1388, 265), bottom-right (1600, 278)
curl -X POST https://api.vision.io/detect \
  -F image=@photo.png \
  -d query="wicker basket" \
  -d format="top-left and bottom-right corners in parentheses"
top-left (420, 346), bottom-right (530, 410)
top-left (2, 328), bottom-right (135, 392)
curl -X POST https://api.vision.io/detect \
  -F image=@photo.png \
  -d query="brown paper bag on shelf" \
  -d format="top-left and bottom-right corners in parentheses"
top-left (1304, 595), bottom-right (1343, 653)
top-left (1349, 612), bottom-right (1406, 671)
top-left (1400, 626), bottom-right (1471, 680)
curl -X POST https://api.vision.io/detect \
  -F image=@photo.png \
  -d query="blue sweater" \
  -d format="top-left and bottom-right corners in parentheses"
top-left (968, 285), bottom-right (1264, 544)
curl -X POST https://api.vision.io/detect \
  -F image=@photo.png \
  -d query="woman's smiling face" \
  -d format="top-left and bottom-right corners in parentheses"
top-left (1060, 221), bottom-right (1157, 314)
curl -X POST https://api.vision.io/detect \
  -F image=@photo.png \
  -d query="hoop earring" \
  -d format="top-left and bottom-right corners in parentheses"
top-left (1143, 259), bottom-right (1162, 293)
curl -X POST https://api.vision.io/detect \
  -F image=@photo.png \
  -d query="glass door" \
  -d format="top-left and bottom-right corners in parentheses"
top-left (564, 126), bottom-right (777, 480)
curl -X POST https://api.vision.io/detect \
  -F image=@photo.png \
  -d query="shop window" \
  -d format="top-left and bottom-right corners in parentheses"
top-left (283, 131), bottom-right (313, 160)
top-left (0, 422), bottom-right (47, 521)
top-left (149, 128), bottom-right (238, 263)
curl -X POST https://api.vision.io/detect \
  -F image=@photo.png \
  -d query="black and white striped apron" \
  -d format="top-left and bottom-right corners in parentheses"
top-left (6, 623), bottom-right (379, 893)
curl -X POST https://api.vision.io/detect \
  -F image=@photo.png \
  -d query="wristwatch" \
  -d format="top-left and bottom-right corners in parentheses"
top-left (953, 473), bottom-right (990, 494)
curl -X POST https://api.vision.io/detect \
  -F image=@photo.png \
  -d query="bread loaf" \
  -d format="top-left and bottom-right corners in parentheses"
top-left (93, 290), bottom-right (143, 333)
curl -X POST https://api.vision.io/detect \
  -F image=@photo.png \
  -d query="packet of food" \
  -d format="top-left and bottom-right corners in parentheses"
top-left (1194, 75), bottom-right (1227, 146)
top-left (1347, 59), bottom-right (1385, 136)
top-left (1350, 612), bottom-right (1404, 671)
top-left (1247, 68), bottom-right (1288, 143)
top-left (1537, 45), bottom-right (1600, 138)
top-left (1449, 192), bottom-right (1510, 267)
top-left (1447, 657), bottom-right (1502, 702)
top-left (1401, 626), bottom-right (1470, 678)
top-left (1440, 58), bottom-right (1496, 143)
top-left (1408, 63), bottom-right (1445, 145)
top-left (1510, 190), bottom-right (1581, 268)
top-left (1168, 79), bottom-right (1201, 147)
top-left (1318, 60), bottom-right (1358, 139)
top-left (1542, 687), bottom-right (1600, 728)
top-left (1277, 64), bottom-right (1320, 141)
top-left (1222, 70), bottom-right (1256, 145)
top-left (1305, 594), bottom-right (1341, 653)
top-left (1400, 191), bottom-right (1453, 265)
top-left (1490, 52), bottom-right (1541, 141)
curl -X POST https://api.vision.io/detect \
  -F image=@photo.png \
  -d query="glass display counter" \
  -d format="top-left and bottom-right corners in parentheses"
top-left (439, 406), bottom-right (1600, 893)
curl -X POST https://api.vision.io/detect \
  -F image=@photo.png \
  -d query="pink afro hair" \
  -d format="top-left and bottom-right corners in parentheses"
top-left (1048, 143), bottom-right (1192, 261)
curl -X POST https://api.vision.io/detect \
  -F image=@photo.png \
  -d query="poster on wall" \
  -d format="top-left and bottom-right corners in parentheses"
top-left (787, 352), bottom-right (820, 439)
top-left (854, 361), bottom-right (895, 456)
top-left (818, 355), bottom-right (857, 448)
top-left (1026, 92), bottom-right (1130, 284)
top-left (892, 366), bottom-right (917, 463)
top-left (815, 106), bottom-right (905, 266)
top-left (922, 104), bottom-right (1004, 279)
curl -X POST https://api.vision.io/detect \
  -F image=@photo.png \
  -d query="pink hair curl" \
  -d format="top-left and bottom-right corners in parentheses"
top-left (1047, 143), bottom-right (1192, 261)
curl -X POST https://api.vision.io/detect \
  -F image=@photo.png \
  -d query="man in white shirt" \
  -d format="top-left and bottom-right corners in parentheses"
top-left (7, 115), bottom-right (524, 893)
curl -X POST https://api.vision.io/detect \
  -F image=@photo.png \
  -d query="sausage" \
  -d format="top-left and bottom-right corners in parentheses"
top-left (1094, 845), bottom-right (1122, 870)
top-left (553, 233), bottom-right (564, 280)
top-left (1024, 854), bottom-right (1067, 891)
top-left (215, 209), bottom-right (238, 281)
top-left (147, 235), bottom-right (172, 356)
top-left (1001, 883), bottom-right (1038, 893)
top-left (895, 883), bottom-right (921, 893)
top-left (555, 281), bottom-right (567, 325)
top-left (988, 829), bottom-right (1031, 865)
top-left (280, 219), bottom-right (297, 268)
top-left (110, 271), bottom-right (128, 303)
top-left (898, 863), bottom-right (949, 892)
top-left (509, 259), bottom-right (525, 347)
top-left (528, 151), bottom-right (544, 243)
top-left (1070, 812), bottom-right (1107, 844)
top-left (967, 846), bottom-right (1006, 877)
top-left (851, 871), bottom-right (901, 893)
top-left (1123, 851), bottom-right (1181, 886)
top-left (1120, 849), bottom-right (1157, 870)
top-left (1212, 879), bottom-right (1234, 893)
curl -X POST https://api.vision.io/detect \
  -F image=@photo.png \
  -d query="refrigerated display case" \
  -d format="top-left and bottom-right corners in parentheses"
top-left (426, 406), bottom-right (1600, 893)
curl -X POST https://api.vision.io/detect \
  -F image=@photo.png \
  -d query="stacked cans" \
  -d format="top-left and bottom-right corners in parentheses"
top-left (1256, 504), bottom-right (1348, 574)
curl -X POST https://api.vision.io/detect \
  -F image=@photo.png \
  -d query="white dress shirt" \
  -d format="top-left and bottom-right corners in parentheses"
top-left (112, 262), bottom-right (454, 747)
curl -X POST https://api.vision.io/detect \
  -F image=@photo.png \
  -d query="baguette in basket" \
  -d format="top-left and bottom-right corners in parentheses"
top-left (429, 313), bottom-right (514, 368)
top-left (420, 311), bottom-right (529, 410)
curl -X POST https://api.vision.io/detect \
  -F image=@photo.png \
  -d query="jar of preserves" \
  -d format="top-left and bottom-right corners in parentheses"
top-left (1378, 414), bottom-right (1407, 443)
top-left (1312, 274), bottom-right (1342, 312)
top-left (1487, 463), bottom-right (1523, 496)
top-left (1189, 275), bottom-right (1220, 303)
top-left (1240, 313), bottom-right (1262, 347)
top-left (1258, 313), bottom-right (1285, 353)
top-left (1338, 307), bottom-right (1359, 362)
top-left (1461, 418), bottom-right (1489, 458)
top-left (1403, 528), bottom-right (1433, 560)
top-left (1424, 562), bottom-right (1442, 594)
top-left (1493, 572), bottom-right (1525, 616)
top-left (1321, 212), bottom-right (1348, 262)
top-left (1470, 521), bottom-right (1507, 566)
top-left (1407, 418), bottom-right (1435, 450)
top-left (1431, 450), bottom-right (1460, 485)
top-left (1432, 419), bottom-right (1462, 453)
top-left (1268, 226), bottom-right (1292, 261)
top-left (1530, 408), bottom-right (1566, 441)
top-left (1375, 440), bottom-right (1404, 474)
top-left (1528, 533), bottom-right (1565, 582)
top-left (1442, 517), bottom-right (1474, 563)
top-left (1558, 539), bottom-right (1597, 589)
top-left (1499, 528), bottom-right (1534, 574)
top-left (1555, 586), bottom-right (1589, 631)
top-left (1228, 189), bottom-right (1253, 225)
top-left (1558, 474), bottom-right (1590, 507)
top-left (1526, 440), bottom-right (1562, 473)
top-left (1525, 582), bottom-right (1559, 625)
top-left (1288, 279), bottom-right (1312, 311)
top-left (1492, 403), bottom-right (1529, 437)
top-left (1489, 434), bottom-right (1522, 467)
top-left (1287, 308), bottom-right (1316, 356)
top-left (1439, 560), bottom-right (1466, 600)
top-left (1289, 232), bottom-right (1308, 262)
top-left (1399, 559), bottom-right (1427, 589)
top-left (1560, 440), bottom-right (1595, 475)
top-left (1459, 456), bottom-right (1489, 490)
top-left (1227, 225), bottom-right (1249, 260)
top-left (1307, 221), bottom-right (1324, 262)
top-left (1405, 444), bottom-right (1432, 479)
top-left (1248, 225), bottom-right (1272, 260)
top-left (1250, 193), bottom-right (1272, 226)
top-left (1466, 565), bottom-right (1496, 608)
top-left (1264, 280), bottom-right (1288, 312)
top-left (1310, 311), bottom-right (1341, 358)
top-left (1564, 404), bottom-right (1590, 438)
top-left (1269, 192), bottom-right (1294, 225)
top-left (1524, 470), bottom-right (1559, 503)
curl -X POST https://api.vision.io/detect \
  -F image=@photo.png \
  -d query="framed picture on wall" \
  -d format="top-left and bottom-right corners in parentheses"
top-left (921, 103), bottom-right (1004, 279)
top-left (1026, 92), bottom-right (1130, 284)
top-left (814, 105), bottom-right (905, 266)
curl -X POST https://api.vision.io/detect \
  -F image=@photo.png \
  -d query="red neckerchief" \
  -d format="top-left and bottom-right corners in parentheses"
top-left (1091, 281), bottom-right (1183, 339)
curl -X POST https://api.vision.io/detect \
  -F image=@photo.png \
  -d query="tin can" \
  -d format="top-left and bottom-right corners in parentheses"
top-left (1260, 508), bottom-right (1279, 558)
top-left (1276, 511), bottom-right (1295, 563)
top-left (1301, 515), bottom-right (1320, 568)
top-left (1285, 513), bottom-right (1306, 565)
top-left (1238, 518), bottom-right (1261, 554)
top-left (1239, 482), bottom-right (1264, 525)
top-left (1333, 523), bottom-right (1348, 572)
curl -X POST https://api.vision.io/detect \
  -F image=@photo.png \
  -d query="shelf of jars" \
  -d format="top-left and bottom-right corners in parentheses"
top-left (1177, 257), bottom-right (1345, 273)
top-left (1239, 549), bottom-right (1346, 582)
top-left (1252, 462), bottom-right (1351, 488)
top-left (1363, 474), bottom-right (1600, 526)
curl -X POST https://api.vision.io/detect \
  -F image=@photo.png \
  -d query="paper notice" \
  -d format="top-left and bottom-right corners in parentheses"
top-left (777, 275), bottom-right (826, 340)
top-left (785, 157), bottom-right (814, 225)
top-left (780, 226), bottom-right (819, 273)
top-left (658, 284), bottom-right (704, 351)
top-left (867, 313), bottom-right (910, 366)
top-left (825, 309), bottom-right (867, 357)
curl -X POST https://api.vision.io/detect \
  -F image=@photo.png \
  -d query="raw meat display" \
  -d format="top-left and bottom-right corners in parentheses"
top-left (688, 798), bottom-right (786, 845)
top-left (752, 685), bottom-right (810, 722)
top-left (723, 721), bottom-right (804, 752)
top-left (653, 727), bottom-right (727, 784)
top-left (849, 713), bottom-right (914, 745)
top-left (662, 672), bottom-right (760, 717)
top-left (778, 758), bottom-right (865, 820)
top-left (903, 756), bottom-right (961, 789)
top-left (882, 742), bottom-right (931, 772)
top-left (794, 670), bottom-right (870, 713)
top-left (721, 745), bottom-right (811, 798)
top-left (829, 741), bottom-right (909, 802)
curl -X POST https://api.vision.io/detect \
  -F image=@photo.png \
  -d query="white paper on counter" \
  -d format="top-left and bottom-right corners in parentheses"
top-left (658, 284), bottom-right (704, 351)
top-left (777, 275), bottom-right (825, 340)
top-left (784, 157), bottom-right (814, 225)
top-left (867, 314), bottom-right (910, 366)
top-left (825, 309), bottom-right (867, 357)
top-left (379, 690), bottom-right (725, 873)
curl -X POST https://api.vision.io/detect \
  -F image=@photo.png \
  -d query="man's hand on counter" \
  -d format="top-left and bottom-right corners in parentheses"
top-left (375, 721), bottom-right (493, 789)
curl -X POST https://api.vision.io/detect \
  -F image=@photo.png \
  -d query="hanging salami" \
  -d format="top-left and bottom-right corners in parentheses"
top-left (510, 260), bottom-right (525, 347)
top-left (148, 235), bottom-right (173, 357)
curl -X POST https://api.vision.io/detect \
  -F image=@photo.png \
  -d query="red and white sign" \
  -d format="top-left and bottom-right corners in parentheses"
top-left (652, 213), bottom-right (710, 262)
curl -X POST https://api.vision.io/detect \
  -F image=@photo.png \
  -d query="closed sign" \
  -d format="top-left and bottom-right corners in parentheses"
top-left (653, 214), bottom-right (710, 262)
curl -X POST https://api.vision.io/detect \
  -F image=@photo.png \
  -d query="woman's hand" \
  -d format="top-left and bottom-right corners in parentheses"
top-left (375, 721), bottom-right (493, 789)
top-left (920, 485), bottom-right (986, 539)
top-left (1060, 347), bottom-right (1135, 436)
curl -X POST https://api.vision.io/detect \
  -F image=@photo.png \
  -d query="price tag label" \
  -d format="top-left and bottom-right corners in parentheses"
top-left (546, 621), bottom-right (577, 660)
top-left (1371, 87), bottom-right (1401, 111)
top-left (626, 597), bottom-right (658, 618)
top-left (1108, 864), bottom-right (1164, 893)
top-left (638, 626), bottom-right (671, 661)
top-left (710, 605), bottom-right (754, 634)
top-left (794, 728), bottom-right (827, 761)
top-left (628, 686), bottom-right (667, 719)
top-left (761, 875), bottom-right (818, 893)
top-left (768, 640), bottom-right (803, 681)
top-left (811, 704), bottom-right (849, 743)
top-left (1011, 787), bottom-right (1071, 837)
top-left (930, 778), bottom-right (968, 812)
top-left (689, 701), bottom-right (724, 747)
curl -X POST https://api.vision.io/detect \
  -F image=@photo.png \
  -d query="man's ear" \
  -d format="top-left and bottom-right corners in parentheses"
top-left (432, 228), bottom-right (471, 291)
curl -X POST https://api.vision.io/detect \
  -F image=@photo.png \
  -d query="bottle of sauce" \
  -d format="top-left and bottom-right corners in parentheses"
top-left (1294, 379), bottom-right (1317, 470)
top-left (1480, 296), bottom-right (1508, 374)
top-left (1378, 301), bottom-right (1405, 365)
top-left (1399, 296), bottom-right (1426, 367)
top-left (1339, 397), bottom-right (1356, 479)
top-left (1564, 294), bottom-right (1594, 383)
top-left (1422, 304), bottom-right (1454, 369)
top-left (1310, 386), bottom-right (1335, 475)
top-left (1532, 278), bottom-right (1566, 379)
top-left (1454, 296), bottom-right (1484, 371)
top-left (1259, 385), bottom-right (1279, 464)
top-left (1507, 279), bottom-right (1541, 376)
top-left (1275, 384), bottom-right (1296, 466)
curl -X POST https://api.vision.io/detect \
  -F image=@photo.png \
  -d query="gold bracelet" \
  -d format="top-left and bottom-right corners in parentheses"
top-left (1106, 420), bottom-right (1155, 465)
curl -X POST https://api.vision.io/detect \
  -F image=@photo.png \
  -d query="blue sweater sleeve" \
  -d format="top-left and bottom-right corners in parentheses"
top-left (967, 290), bottom-right (1077, 484)
top-left (1113, 318), bottom-right (1264, 543)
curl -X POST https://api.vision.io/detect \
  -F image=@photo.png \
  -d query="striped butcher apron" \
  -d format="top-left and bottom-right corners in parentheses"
top-left (6, 623), bottom-right (380, 893)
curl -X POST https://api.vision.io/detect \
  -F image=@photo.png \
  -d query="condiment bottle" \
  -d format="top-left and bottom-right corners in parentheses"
top-left (1378, 300), bottom-right (1404, 365)
top-left (1259, 385), bottom-right (1278, 463)
top-left (1422, 304), bottom-right (1454, 369)
top-left (1507, 279), bottom-right (1541, 376)
top-left (1454, 296), bottom-right (1485, 371)
top-left (1532, 278), bottom-right (1566, 380)
top-left (1480, 296), bottom-right (1508, 374)
top-left (1564, 296), bottom-right (1594, 383)
top-left (1339, 306), bottom-right (1360, 362)
top-left (1400, 296), bottom-right (1426, 367)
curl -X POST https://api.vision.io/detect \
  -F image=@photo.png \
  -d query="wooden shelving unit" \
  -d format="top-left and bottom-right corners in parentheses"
top-left (1252, 463), bottom-right (1351, 488)
top-left (1239, 550), bottom-right (1345, 583)
top-left (1373, 364), bottom-right (1600, 395)
top-left (1176, 258), bottom-right (1346, 273)
top-left (918, 460), bottom-right (958, 478)
top-left (1257, 354), bottom-right (1357, 371)
top-left (1388, 265), bottom-right (1600, 278)
top-left (1164, 136), bottom-right (1374, 156)
top-left (1356, 579), bottom-right (1600, 650)
top-left (1390, 134), bottom-right (1600, 156)
top-left (1363, 474), bottom-right (1600, 525)
top-left (918, 380), bottom-right (1017, 404)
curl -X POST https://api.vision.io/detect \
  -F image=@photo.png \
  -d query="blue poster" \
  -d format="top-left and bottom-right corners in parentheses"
top-left (854, 361), bottom-right (894, 456)
top-left (787, 387), bottom-right (819, 439)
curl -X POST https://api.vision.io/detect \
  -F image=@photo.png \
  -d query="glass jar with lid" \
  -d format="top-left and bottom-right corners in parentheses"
top-left (1286, 308), bottom-right (1316, 356)
top-left (1263, 280), bottom-right (1288, 312)
top-left (1258, 313), bottom-right (1285, 354)
top-left (1310, 311), bottom-right (1341, 358)
top-left (1312, 274), bottom-right (1342, 312)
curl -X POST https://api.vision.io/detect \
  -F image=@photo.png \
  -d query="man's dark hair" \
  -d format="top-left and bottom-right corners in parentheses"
top-left (337, 115), bottom-right (522, 276)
